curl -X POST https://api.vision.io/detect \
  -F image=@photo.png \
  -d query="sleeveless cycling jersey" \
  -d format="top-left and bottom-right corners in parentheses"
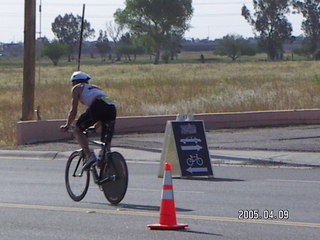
top-left (79, 84), bottom-right (106, 107)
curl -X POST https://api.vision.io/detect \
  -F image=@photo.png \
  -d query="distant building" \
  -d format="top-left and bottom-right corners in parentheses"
top-left (1, 43), bottom-right (23, 57)
top-left (181, 39), bottom-right (214, 52)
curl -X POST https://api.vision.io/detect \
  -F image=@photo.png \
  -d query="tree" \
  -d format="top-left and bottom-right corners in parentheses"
top-left (242, 0), bottom-right (292, 60)
top-left (105, 21), bottom-right (124, 61)
top-left (96, 30), bottom-right (111, 62)
top-left (214, 34), bottom-right (256, 61)
top-left (51, 13), bottom-right (95, 60)
top-left (292, 39), bottom-right (312, 57)
top-left (167, 32), bottom-right (183, 60)
top-left (114, 0), bottom-right (193, 64)
top-left (137, 34), bottom-right (158, 58)
top-left (314, 48), bottom-right (320, 60)
top-left (293, 0), bottom-right (320, 55)
top-left (41, 40), bottom-right (68, 66)
top-left (115, 33), bottom-right (145, 62)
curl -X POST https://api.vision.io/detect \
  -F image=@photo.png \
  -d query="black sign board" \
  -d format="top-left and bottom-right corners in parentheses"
top-left (171, 121), bottom-right (213, 177)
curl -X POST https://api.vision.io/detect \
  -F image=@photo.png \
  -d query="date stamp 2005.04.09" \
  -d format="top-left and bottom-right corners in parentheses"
top-left (238, 209), bottom-right (289, 220)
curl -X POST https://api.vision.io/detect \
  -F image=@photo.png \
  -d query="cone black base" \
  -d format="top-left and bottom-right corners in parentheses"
top-left (147, 223), bottom-right (188, 230)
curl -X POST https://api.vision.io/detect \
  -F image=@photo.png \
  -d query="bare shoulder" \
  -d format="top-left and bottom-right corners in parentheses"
top-left (71, 83), bottom-right (84, 97)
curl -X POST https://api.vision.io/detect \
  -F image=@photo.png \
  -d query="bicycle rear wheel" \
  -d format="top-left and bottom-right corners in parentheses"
top-left (101, 152), bottom-right (128, 205)
top-left (65, 151), bottom-right (90, 201)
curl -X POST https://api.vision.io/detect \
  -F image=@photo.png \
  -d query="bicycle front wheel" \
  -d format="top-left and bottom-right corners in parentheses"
top-left (65, 150), bottom-right (90, 201)
top-left (101, 152), bottom-right (128, 205)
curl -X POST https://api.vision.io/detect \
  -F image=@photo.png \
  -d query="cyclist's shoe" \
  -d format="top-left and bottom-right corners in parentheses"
top-left (83, 152), bottom-right (97, 170)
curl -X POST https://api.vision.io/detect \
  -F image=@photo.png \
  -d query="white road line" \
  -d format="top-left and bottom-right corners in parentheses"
top-left (266, 179), bottom-right (320, 184)
top-left (0, 202), bottom-right (319, 228)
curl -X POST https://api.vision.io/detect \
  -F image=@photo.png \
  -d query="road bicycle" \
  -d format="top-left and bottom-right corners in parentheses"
top-left (65, 121), bottom-right (128, 205)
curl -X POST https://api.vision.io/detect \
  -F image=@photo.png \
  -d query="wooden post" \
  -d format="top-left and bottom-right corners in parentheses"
top-left (22, 0), bottom-right (36, 120)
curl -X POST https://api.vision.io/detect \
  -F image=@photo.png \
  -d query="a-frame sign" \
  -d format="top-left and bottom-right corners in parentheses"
top-left (159, 116), bottom-right (213, 178)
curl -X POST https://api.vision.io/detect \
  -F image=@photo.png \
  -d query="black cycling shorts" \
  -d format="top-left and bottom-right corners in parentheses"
top-left (76, 99), bottom-right (116, 131)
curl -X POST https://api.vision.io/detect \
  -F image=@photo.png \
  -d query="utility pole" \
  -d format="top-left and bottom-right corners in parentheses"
top-left (22, 0), bottom-right (36, 121)
top-left (77, 4), bottom-right (86, 71)
top-left (38, 0), bottom-right (42, 84)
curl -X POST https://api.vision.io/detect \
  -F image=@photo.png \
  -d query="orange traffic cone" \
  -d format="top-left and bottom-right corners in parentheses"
top-left (147, 162), bottom-right (188, 230)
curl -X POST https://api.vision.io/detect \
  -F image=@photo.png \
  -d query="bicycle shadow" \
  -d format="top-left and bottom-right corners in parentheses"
top-left (87, 201), bottom-right (223, 236)
top-left (88, 202), bottom-right (192, 212)
top-left (112, 205), bottom-right (222, 236)
top-left (116, 203), bottom-right (193, 212)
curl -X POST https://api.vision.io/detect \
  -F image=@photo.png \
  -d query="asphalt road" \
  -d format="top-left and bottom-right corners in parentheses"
top-left (0, 156), bottom-right (319, 240)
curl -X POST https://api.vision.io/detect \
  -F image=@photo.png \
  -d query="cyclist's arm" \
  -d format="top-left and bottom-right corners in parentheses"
top-left (61, 85), bottom-right (81, 131)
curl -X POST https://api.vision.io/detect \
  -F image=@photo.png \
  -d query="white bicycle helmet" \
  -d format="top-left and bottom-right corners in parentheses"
top-left (70, 71), bottom-right (91, 82)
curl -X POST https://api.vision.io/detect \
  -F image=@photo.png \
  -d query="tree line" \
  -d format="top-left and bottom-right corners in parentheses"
top-left (41, 0), bottom-right (320, 65)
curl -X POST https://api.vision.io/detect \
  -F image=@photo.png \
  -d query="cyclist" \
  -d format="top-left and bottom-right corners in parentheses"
top-left (60, 71), bottom-right (116, 169)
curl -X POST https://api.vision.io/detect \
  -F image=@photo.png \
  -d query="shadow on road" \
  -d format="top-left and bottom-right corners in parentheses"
top-left (87, 202), bottom-right (193, 212)
top-left (184, 229), bottom-right (223, 237)
top-left (118, 203), bottom-right (193, 212)
top-left (173, 177), bottom-right (244, 182)
top-left (159, 228), bottom-right (223, 237)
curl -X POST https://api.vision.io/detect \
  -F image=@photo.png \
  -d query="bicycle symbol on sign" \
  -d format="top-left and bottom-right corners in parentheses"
top-left (186, 154), bottom-right (204, 167)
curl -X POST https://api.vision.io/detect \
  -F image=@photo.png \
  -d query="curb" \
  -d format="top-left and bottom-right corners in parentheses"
top-left (0, 150), bottom-right (70, 161)
top-left (211, 153), bottom-right (320, 168)
top-left (16, 109), bottom-right (320, 145)
top-left (1, 148), bottom-right (319, 168)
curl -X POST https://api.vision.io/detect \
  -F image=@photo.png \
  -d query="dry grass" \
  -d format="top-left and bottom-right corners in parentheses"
top-left (1, 60), bottom-right (320, 145)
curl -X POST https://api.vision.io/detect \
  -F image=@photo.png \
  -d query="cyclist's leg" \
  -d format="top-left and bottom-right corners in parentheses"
top-left (75, 110), bottom-right (95, 158)
top-left (101, 120), bottom-right (115, 151)
top-left (91, 101), bottom-right (116, 148)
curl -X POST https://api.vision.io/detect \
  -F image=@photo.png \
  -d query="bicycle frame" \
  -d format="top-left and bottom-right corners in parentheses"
top-left (73, 151), bottom-right (85, 177)
top-left (87, 120), bottom-right (118, 185)
top-left (90, 151), bottom-right (116, 185)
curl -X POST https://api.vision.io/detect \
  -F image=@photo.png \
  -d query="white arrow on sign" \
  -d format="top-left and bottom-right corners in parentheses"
top-left (186, 167), bottom-right (208, 174)
top-left (181, 145), bottom-right (203, 151)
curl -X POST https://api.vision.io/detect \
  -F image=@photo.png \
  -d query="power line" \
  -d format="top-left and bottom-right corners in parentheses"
top-left (0, 11), bottom-right (243, 18)
top-left (1, 1), bottom-right (250, 6)
top-left (194, 13), bottom-right (241, 17)
top-left (195, 1), bottom-right (251, 5)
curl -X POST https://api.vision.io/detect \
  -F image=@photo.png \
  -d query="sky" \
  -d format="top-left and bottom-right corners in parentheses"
top-left (0, 0), bottom-right (304, 43)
